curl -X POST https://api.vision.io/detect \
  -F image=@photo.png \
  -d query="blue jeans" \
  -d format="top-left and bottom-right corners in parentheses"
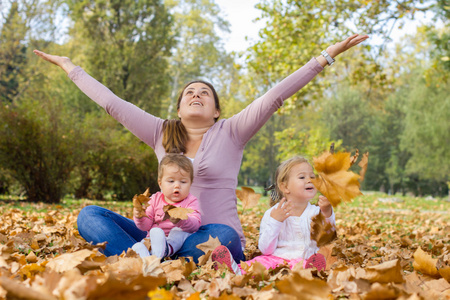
top-left (77, 205), bottom-right (244, 263)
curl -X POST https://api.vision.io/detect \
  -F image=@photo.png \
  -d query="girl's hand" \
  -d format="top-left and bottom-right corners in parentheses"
top-left (33, 50), bottom-right (77, 74)
top-left (270, 197), bottom-right (293, 222)
top-left (318, 195), bottom-right (332, 218)
top-left (325, 34), bottom-right (369, 58)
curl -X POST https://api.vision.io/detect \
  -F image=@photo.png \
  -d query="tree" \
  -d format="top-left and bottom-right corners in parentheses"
top-left (0, 2), bottom-right (27, 103)
top-left (66, 0), bottom-right (175, 113)
top-left (163, 0), bottom-right (236, 118)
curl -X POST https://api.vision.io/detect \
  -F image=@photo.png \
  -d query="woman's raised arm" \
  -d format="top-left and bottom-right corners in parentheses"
top-left (33, 50), bottom-right (77, 74)
top-left (315, 34), bottom-right (369, 67)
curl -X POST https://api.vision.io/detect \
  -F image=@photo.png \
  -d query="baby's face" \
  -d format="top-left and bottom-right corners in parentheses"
top-left (158, 164), bottom-right (191, 204)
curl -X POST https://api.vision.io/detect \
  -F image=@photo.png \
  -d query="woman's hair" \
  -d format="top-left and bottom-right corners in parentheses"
top-left (162, 80), bottom-right (221, 154)
top-left (269, 156), bottom-right (311, 206)
top-left (158, 153), bottom-right (194, 183)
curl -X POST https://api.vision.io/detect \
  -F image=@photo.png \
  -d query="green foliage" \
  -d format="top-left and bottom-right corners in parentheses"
top-left (0, 101), bottom-right (81, 203)
top-left (400, 67), bottom-right (450, 183)
top-left (163, 0), bottom-right (236, 118)
top-left (66, 0), bottom-right (175, 113)
top-left (69, 114), bottom-right (159, 200)
top-left (0, 2), bottom-right (27, 103)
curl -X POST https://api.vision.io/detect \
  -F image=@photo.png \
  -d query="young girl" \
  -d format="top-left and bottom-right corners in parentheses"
top-left (132, 154), bottom-right (201, 259)
top-left (212, 156), bottom-right (334, 274)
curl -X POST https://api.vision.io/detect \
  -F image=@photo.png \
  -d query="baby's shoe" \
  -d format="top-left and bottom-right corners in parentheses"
top-left (211, 245), bottom-right (242, 275)
top-left (304, 253), bottom-right (326, 271)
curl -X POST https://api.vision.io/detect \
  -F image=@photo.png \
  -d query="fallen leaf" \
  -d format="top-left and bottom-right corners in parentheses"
top-left (359, 259), bottom-right (404, 283)
top-left (276, 272), bottom-right (331, 299)
top-left (413, 247), bottom-right (440, 278)
top-left (46, 249), bottom-right (95, 273)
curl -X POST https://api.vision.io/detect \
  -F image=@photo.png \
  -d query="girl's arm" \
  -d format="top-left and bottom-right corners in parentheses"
top-left (227, 34), bottom-right (369, 146)
top-left (258, 207), bottom-right (283, 255)
top-left (33, 50), bottom-right (164, 149)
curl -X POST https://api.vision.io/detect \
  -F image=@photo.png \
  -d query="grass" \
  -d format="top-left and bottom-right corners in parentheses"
top-left (1, 190), bottom-right (449, 221)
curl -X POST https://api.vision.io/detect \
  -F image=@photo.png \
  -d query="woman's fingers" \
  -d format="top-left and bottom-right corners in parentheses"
top-left (33, 49), bottom-right (76, 74)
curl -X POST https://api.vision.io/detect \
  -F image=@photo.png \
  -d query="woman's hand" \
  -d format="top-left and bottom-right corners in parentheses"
top-left (316, 34), bottom-right (369, 67)
top-left (33, 50), bottom-right (77, 74)
top-left (318, 195), bottom-right (332, 218)
top-left (270, 197), bottom-right (293, 222)
top-left (326, 34), bottom-right (369, 58)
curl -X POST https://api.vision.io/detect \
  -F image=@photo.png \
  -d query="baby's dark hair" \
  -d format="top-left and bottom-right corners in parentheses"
top-left (269, 156), bottom-right (311, 206)
top-left (158, 154), bottom-right (194, 183)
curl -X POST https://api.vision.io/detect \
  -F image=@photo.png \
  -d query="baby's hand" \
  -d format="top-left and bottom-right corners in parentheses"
top-left (163, 213), bottom-right (181, 224)
top-left (318, 195), bottom-right (332, 218)
top-left (270, 198), bottom-right (293, 222)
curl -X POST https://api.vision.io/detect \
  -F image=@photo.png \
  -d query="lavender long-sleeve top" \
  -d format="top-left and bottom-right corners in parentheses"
top-left (68, 58), bottom-right (323, 247)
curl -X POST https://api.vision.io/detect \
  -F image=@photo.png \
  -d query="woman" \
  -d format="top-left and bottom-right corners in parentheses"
top-left (34, 34), bottom-right (368, 262)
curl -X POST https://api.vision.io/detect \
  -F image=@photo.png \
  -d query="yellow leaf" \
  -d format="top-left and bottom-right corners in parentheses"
top-left (46, 249), bottom-right (95, 273)
top-left (361, 259), bottom-right (404, 283)
top-left (166, 207), bottom-right (194, 220)
top-left (196, 236), bottom-right (222, 255)
top-left (413, 247), bottom-right (440, 278)
top-left (276, 272), bottom-right (331, 299)
top-left (311, 150), bottom-right (364, 207)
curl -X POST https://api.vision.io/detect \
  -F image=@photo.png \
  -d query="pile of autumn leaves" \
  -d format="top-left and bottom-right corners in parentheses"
top-left (0, 150), bottom-right (448, 299)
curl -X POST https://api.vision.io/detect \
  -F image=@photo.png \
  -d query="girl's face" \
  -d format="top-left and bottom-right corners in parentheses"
top-left (280, 162), bottom-right (317, 203)
top-left (158, 164), bottom-right (192, 204)
top-left (177, 82), bottom-right (220, 124)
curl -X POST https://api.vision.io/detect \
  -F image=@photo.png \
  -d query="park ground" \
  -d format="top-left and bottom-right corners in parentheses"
top-left (0, 192), bottom-right (448, 299)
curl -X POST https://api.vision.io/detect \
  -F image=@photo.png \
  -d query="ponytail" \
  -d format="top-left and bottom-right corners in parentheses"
top-left (162, 119), bottom-right (188, 154)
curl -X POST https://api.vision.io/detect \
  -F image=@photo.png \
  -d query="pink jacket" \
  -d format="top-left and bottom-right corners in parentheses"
top-left (133, 192), bottom-right (201, 236)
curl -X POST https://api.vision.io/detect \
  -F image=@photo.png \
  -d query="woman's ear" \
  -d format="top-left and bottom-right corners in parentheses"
top-left (213, 109), bottom-right (220, 119)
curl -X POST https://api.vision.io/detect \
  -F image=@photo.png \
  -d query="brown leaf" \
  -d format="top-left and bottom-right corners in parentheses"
top-left (358, 152), bottom-right (369, 182)
top-left (165, 206), bottom-right (194, 220)
top-left (349, 149), bottom-right (359, 166)
top-left (46, 249), bottom-right (95, 273)
top-left (310, 212), bottom-right (337, 247)
top-left (276, 272), bottom-right (331, 299)
top-left (413, 247), bottom-right (440, 278)
top-left (311, 151), bottom-right (363, 207)
top-left (132, 193), bottom-right (150, 218)
top-left (437, 258), bottom-right (450, 283)
top-left (0, 276), bottom-right (57, 300)
top-left (359, 259), bottom-right (404, 283)
top-left (196, 235), bottom-right (222, 255)
top-left (236, 187), bottom-right (261, 210)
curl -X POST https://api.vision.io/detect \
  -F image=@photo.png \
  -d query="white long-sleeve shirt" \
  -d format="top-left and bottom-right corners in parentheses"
top-left (258, 202), bottom-right (335, 260)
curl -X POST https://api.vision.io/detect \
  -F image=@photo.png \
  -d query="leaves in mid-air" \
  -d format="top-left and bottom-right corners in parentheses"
top-left (310, 213), bottom-right (337, 247)
top-left (236, 186), bottom-right (261, 210)
top-left (311, 149), bottom-right (369, 207)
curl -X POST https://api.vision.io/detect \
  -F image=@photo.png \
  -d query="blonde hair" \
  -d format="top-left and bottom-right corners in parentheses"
top-left (158, 154), bottom-right (194, 183)
top-left (270, 156), bottom-right (311, 206)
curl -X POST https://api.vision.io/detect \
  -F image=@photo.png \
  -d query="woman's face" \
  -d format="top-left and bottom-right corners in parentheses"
top-left (177, 82), bottom-right (220, 123)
